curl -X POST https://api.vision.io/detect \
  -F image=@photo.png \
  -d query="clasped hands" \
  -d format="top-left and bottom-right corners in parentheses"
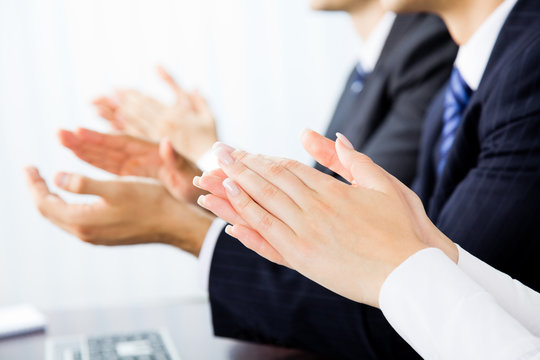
top-left (195, 130), bottom-right (458, 308)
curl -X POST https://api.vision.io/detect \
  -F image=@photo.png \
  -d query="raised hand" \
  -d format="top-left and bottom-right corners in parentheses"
top-left (58, 128), bottom-right (204, 204)
top-left (92, 66), bottom-right (217, 162)
top-left (195, 132), bottom-right (457, 307)
top-left (25, 167), bottom-right (214, 256)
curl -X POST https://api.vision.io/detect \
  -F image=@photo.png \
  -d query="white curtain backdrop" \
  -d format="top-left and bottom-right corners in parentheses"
top-left (0, 0), bottom-right (356, 310)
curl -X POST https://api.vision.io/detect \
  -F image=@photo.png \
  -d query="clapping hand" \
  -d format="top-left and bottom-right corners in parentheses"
top-left (195, 130), bottom-right (457, 307)
top-left (58, 128), bottom-right (204, 204)
top-left (93, 66), bottom-right (217, 162)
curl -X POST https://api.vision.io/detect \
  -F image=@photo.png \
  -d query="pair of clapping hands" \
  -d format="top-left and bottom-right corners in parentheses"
top-left (196, 130), bottom-right (459, 308)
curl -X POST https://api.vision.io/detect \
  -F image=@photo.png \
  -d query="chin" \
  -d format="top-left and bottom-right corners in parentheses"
top-left (309, 0), bottom-right (358, 12)
top-left (380, 0), bottom-right (430, 13)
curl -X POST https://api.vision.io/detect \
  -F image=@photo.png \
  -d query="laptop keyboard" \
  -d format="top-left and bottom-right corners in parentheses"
top-left (46, 330), bottom-right (180, 360)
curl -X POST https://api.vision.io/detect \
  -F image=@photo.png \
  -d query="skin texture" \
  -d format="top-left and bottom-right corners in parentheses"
top-left (24, 166), bottom-right (214, 256)
top-left (93, 66), bottom-right (217, 162)
top-left (196, 131), bottom-right (458, 307)
top-left (57, 128), bottom-right (205, 204)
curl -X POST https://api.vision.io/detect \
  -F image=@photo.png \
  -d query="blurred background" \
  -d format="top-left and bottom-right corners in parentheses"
top-left (0, 0), bottom-right (356, 310)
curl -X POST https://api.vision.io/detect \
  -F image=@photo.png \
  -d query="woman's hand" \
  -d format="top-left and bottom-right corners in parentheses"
top-left (195, 131), bottom-right (457, 307)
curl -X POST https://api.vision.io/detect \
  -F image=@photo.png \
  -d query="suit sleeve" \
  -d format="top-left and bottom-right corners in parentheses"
top-left (361, 21), bottom-right (456, 186)
top-left (208, 229), bottom-right (419, 360)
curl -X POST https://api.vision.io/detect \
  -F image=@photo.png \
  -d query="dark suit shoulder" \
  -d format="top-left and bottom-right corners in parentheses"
top-left (382, 14), bottom-right (457, 92)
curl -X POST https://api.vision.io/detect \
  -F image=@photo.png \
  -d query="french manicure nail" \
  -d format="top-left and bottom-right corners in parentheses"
top-left (193, 176), bottom-right (201, 188)
top-left (225, 225), bottom-right (235, 237)
top-left (197, 195), bottom-right (207, 207)
top-left (216, 149), bottom-right (234, 165)
top-left (223, 178), bottom-right (240, 196)
top-left (336, 132), bottom-right (354, 149)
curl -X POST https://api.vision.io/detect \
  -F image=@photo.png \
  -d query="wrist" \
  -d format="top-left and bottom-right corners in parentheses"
top-left (159, 199), bottom-right (215, 257)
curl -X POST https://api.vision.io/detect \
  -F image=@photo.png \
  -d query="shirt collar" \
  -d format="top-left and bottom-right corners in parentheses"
top-left (455, 0), bottom-right (518, 91)
top-left (357, 12), bottom-right (397, 73)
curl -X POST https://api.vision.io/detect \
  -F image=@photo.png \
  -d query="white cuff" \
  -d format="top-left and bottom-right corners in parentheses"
top-left (196, 148), bottom-right (219, 172)
top-left (198, 218), bottom-right (228, 291)
top-left (457, 245), bottom-right (540, 335)
top-left (379, 247), bottom-right (540, 360)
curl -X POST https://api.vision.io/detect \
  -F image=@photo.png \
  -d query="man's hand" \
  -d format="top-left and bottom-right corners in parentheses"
top-left (25, 166), bottom-right (214, 256)
top-left (92, 66), bottom-right (217, 162)
top-left (58, 128), bottom-right (204, 204)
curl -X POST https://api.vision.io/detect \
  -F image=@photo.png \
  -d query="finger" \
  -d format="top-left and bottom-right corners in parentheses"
top-left (75, 128), bottom-right (129, 150)
top-left (92, 96), bottom-right (118, 109)
top-left (159, 138), bottom-right (179, 170)
top-left (156, 65), bottom-right (191, 108)
top-left (335, 133), bottom-right (392, 192)
top-left (225, 224), bottom-right (288, 267)
top-left (24, 167), bottom-right (95, 228)
top-left (215, 147), bottom-right (303, 222)
top-left (190, 90), bottom-right (213, 116)
top-left (95, 105), bottom-right (118, 123)
top-left (221, 177), bottom-right (295, 252)
top-left (194, 173), bottom-right (227, 198)
top-left (54, 172), bottom-right (118, 199)
top-left (57, 129), bottom-right (79, 150)
top-left (197, 194), bottom-right (247, 226)
top-left (227, 150), bottom-right (318, 206)
top-left (301, 129), bottom-right (352, 183)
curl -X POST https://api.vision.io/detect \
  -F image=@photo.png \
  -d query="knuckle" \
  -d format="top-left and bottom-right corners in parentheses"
top-left (278, 158), bottom-right (301, 171)
top-left (234, 194), bottom-right (252, 212)
top-left (233, 150), bottom-right (248, 162)
top-left (266, 162), bottom-right (286, 177)
top-left (257, 213), bottom-right (275, 232)
top-left (71, 175), bottom-right (85, 193)
top-left (260, 182), bottom-right (278, 198)
top-left (37, 203), bottom-right (48, 217)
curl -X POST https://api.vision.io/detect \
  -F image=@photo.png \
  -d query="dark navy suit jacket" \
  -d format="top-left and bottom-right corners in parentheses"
top-left (413, 0), bottom-right (540, 292)
top-left (207, 14), bottom-right (457, 360)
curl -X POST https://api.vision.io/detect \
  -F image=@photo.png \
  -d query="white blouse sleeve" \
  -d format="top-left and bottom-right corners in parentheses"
top-left (379, 248), bottom-right (540, 360)
top-left (457, 245), bottom-right (540, 335)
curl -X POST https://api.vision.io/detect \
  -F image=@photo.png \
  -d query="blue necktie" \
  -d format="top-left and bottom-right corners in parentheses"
top-left (350, 63), bottom-right (367, 94)
top-left (437, 68), bottom-right (473, 175)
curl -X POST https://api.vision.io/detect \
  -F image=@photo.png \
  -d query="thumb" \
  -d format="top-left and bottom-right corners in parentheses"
top-left (159, 138), bottom-right (179, 170)
top-left (335, 133), bottom-right (391, 192)
top-left (54, 172), bottom-right (117, 199)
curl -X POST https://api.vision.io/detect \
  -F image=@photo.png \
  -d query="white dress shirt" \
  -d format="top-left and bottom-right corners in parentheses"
top-left (455, 0), bottom-right (518, 91)
top-left (197, 13), bottom-right (397, 290)
top-left (379, 247), bottom-right (540, 360)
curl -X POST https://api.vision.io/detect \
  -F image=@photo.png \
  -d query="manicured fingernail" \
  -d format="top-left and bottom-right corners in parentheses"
top-left (300, 128), bottom-right (311, 139)
top-left (225, 225), bottom-right (235, 237)
top-left (212, 141), bottom-right (235, 153)
top-left (223, 178), bottom-right (240, 196)
top-left (336, 132), bottom-right (354, 149)
top-left (197, 195), bottom-right (207, 207)
top-left (193, 176), bottom-right (201, 188)
top-left (55, 172), bottom-right (69, 188)
top-left (216, 149), bottom-right (234, 165)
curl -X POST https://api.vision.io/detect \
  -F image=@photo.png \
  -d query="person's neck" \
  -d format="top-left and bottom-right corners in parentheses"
top-left (348, 1), bottom-right (386, 40)
top-left (439, 0), bottom-right (505, 45)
